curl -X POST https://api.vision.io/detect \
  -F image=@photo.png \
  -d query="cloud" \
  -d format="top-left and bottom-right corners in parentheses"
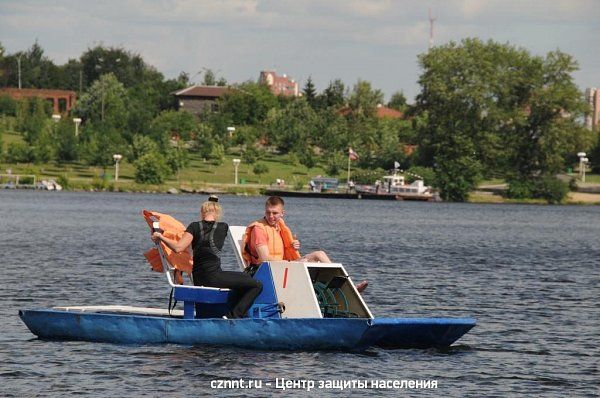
top-left (0, 0), bottom-right (598, 100)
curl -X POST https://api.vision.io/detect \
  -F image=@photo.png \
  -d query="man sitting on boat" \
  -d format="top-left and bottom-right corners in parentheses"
top-left (242, 196), bottom-right (368, 292)
top-left (152, 196), bottom-right (263, 319)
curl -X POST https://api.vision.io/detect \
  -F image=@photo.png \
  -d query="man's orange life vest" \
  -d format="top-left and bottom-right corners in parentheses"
top-left (142, 210), bottom-right (193, 281)
top-left (242, 218), bottom-right (301, 266)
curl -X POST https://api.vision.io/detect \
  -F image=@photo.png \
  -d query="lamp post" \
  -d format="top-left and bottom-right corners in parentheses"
top-left (73, 117), bottom-right (81, 136)
top-left (577, 152), bottom-right (587, 182)
top-left (113, 154), bottom-right (122, 182)
top-left (227, 126), bottom-right (235, 138)
top-left (232, 158), bottom-right (241, 185)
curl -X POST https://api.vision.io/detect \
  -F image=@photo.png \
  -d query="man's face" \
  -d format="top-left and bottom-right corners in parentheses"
top-left (264, 204), bottom-right (285, 226)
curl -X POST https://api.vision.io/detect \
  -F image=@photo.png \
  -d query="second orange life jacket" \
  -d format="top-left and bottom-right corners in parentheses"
top-left (242, 218), bottom-right (301, 266)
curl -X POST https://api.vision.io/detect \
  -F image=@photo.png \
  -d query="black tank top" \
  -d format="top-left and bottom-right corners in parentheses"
top-left (185, 221), bottom-right (228, 276)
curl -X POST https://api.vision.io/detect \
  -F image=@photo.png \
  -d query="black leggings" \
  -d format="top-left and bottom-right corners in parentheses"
top-left (194, 271), bottom-right (263, 318)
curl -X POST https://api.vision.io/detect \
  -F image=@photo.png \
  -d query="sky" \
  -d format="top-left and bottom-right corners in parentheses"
top-left (1, 0), bottom-right (599, 101)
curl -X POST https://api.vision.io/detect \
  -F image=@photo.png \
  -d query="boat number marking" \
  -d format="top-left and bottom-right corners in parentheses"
top-left (283, 267), bottom-right (289, 288)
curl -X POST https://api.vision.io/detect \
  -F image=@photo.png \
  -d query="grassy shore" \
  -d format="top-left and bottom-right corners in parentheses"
top-left (2, 131), bottom-right (599, 203)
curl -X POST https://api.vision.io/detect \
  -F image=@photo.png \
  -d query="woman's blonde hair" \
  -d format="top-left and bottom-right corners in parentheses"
top-left (200, 201), bottom-right (222, 220)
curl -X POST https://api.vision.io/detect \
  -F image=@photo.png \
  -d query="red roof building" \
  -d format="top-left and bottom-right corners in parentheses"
top-left (0, 88), bottom-right (77, 114)
top-left (172, 85), bottom-right (233, 118)
top-left (259, 71), bottom-right (299, 97)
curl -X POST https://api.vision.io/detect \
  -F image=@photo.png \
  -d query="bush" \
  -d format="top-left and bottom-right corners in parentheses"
top-left (532, 177), bottom-right (568, 204)
top-left (210, 144), bottom-right (225, 165)
top-left (0, 95), bottom-right (17, 116)
top-left (92, 175), bottom-right (108, 190)
top-left (293, 178), bottom-right (305, 191)
top-left (129, 134), bottom-right (159, 162)
top-left (324, 151), bottom-right (345, 176)
top-left (507, 176), bottom-right (568, 203)
top-left (57, 174), bottom-right (70, 190)
top-left (6, 142), bottom-right (35, 163)
top-left (506, 179), bottom-right (533, 199)
top-left (134, 152), bottom-right (170, 184)
top-left (242, 147), bottom-right (259, 164)
top-left (568, 177), bottom-right (578, 191)
top-left (253, 163), bottom-right (269, 175)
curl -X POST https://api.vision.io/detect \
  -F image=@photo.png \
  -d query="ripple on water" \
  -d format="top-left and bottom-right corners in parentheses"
top-left (1, 191), bottom-right (599, 397)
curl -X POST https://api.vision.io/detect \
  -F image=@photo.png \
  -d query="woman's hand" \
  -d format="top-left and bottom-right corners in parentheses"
top-left (291, 239), bottom-right (300, 250)
top-left (151, 231), bottom-right (162, 243)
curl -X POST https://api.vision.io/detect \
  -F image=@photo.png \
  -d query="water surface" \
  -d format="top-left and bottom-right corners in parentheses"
top-left (1, 191), bottom-right (598, 396)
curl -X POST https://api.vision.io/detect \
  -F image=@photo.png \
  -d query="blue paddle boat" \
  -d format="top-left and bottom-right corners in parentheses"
top-left (19, 225), bottom-right (475, 350)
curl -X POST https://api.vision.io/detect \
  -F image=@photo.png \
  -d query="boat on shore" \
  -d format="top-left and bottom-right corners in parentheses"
top-left (19, 221), bottom-right (474, 350)
top-left (355, 173), bottom-right (437, 201)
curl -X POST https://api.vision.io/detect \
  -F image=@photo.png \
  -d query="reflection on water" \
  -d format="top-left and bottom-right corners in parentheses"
top-left (1, 190), bottom-right (598, 396)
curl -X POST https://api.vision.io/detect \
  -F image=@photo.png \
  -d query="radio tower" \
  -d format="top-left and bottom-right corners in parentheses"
top-left (428, 8), bottom-right (436, 49)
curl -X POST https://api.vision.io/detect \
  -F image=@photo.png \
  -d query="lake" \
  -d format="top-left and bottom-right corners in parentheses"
top-left (1, 190), bottom-right (598, 396)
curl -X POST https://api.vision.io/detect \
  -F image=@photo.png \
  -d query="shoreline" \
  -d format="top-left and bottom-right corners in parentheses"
top-left (3, 184), bottom-right (600, 205)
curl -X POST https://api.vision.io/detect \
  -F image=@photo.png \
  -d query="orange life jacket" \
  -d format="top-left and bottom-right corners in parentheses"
top-left (242, 218), bottom-right (301, 266)
top-left (142, 210), bottom-right (193, 283)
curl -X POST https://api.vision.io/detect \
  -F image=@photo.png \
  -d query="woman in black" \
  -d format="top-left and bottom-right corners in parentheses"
top-left (152, 197), bottom-right (262, 319)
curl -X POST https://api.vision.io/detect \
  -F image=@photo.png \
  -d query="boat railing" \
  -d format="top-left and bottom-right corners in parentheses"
top-left (151, 221), bottom-right (230, 292)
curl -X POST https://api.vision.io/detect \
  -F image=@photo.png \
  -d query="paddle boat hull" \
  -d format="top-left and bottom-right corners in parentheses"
top-left (19, 307), bottom-right (475, 350)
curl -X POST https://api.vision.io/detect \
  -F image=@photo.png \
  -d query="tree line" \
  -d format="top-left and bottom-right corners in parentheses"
top-left (0, 39), bottom-right (597, 202)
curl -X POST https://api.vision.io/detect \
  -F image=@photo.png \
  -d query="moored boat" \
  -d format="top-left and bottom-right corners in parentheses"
top-left (355, 172), bottom-right (437, 201)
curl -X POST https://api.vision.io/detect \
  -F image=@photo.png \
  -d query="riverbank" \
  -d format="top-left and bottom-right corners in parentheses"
top-left (5, 182), bottom-right (599, 205)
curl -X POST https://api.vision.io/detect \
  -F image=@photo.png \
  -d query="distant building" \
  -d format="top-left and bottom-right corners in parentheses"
top-left (173, 85), bottom-right (232, 118)
top-left (0, 88), bottom-right (77, 114)
top-left (259, 71), bottom-right (299, 97)
top-left (585, 88), bottom-right (600, 130)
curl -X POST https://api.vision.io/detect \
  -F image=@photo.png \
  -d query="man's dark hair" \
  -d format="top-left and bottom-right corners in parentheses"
top-left (266, 196), bottom-right (285, 207)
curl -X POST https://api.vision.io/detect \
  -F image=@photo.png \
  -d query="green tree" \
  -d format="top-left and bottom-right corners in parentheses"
top-left (387, 91), bottom-right (407, 111)
top-left (129, 134), bottom-right (159, 161)
top-left (76, 73), bottom-right (128, 129)
top-left (210, 143), bottom-right (225, 165)
top-left (54, 119), bottom-right (79, 162)
top-left (302, 76), bottom-right (317, 109)
top-left (81, 45), bottom-right (147, 89)
top-left (253, 162), bottom-right (269, 177)
top-left (149, 109), bottom-right (197, 148)
top-left (5, 142), bottom-right (35, 163)
top-left (218, 81), bottom-right (279, 125)
top-left (348, 80), bottom-right (384, 118)
top-left (201, 68), bottom-right (227, 86)
top-left (324, 150), bottom-right (346, 176)
top-left (317, 79), bottom-right (346, 109)
top-left (297, 146), bottom-right (317, 171)
top-left (242, 146), bottom-right (259, 164)
top-left (16, 97), bottom-right (52, 144)
top-left (134, 152), bottom-right (170, 184)
top-left (193, 123), bottom-right (216, 158)
top-left (166, 146), bottom-right (189, 181)
top-left (266, 99), bottom-right (319, 153)
top-left (0, 95), bottom-right (17, 116)
top-left (80, 125), bottom-right (127, 166)
top-left (3, 42), bottom-right (60, 89)
top-left (416, 38), bottom-right (593, 201)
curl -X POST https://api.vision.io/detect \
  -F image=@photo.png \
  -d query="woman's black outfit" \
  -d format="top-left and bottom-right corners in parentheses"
top-left (186, 220), bottom-right (262, 319)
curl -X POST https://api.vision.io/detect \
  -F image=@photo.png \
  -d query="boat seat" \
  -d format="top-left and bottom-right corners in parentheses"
top-left (154, 238), bottom-right (232, 319)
